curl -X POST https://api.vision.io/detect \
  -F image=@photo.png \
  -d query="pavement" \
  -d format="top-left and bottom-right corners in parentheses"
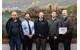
top-left (2, 43), bottom-right (77, 50)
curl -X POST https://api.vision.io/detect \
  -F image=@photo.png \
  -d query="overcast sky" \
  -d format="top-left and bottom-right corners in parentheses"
top-left (2, 0), bottom-right (77, 9)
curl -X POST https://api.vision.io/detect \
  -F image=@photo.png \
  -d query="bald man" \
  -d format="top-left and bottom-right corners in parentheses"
top-left (6, 11), bottom-right (23, 50)
top-left (59, 9), bottom-right (73, 50)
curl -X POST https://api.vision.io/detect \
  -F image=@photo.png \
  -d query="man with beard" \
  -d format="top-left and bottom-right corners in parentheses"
top-left (34, 12), bottom-right (49, 50)
top-left (59, 9), bottom-right (72, 50)
top-left (22, 13), bottom-right (34, 50)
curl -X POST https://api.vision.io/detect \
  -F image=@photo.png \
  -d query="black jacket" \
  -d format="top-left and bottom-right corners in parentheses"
top-left (60, 16), bottom-right (73, 35)
top-left (34, 17), bottom-right (49, 38)
top-left (6, 18), bottom-right (23, 39)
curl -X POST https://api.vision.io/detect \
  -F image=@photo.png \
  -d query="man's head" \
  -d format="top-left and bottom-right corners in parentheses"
top-left (38, 12), bottom-right (44, 18)
top-left (24, 13), bottom-right (30, 21)
top-left (51, 11), bottom-right (57, 18)
top-left (62, 9), bottom-right (68, 17)
top-left (11, 11), bottom-right (17, 19)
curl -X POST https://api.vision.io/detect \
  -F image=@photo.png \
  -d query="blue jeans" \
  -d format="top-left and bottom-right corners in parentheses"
top-left (9, 38), bottom-right (21, 50)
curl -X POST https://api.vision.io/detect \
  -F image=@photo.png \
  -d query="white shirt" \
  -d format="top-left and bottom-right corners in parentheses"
top-left (22, 20), bottom-right (34, 35)
top-left (52, 17), bottom-right (56, 21)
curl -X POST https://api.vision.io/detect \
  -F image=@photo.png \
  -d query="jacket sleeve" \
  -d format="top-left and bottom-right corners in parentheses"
top-left (6, 18), bottom-right (11, 38)
top-left (45, 20), bottom-right (49, 37)
top-left (6, 19), bottom-right (10, 33)
top-left (34, 20), bottom-right (39, 36)
top-left (67, 18), bottom-right (73, 35)
top-left (18, 19), bottom-right (24, 39)
top-left (6, 21), bottom-right (9, 33)
top-left (57, 19), bottom-right (62, 34)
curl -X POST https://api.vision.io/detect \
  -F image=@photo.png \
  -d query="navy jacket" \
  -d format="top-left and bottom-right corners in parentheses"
top-left (6, 18), bottom-right (23, 39)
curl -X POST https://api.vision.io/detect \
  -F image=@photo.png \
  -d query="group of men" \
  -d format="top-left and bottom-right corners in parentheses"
top-left (6, 9), bottom-right (72, 50)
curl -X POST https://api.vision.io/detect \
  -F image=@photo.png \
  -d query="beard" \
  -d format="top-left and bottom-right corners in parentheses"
top-left (12, 17), bottom-right (17, 20)
top-left (25, 18), bottom-right (30, 21)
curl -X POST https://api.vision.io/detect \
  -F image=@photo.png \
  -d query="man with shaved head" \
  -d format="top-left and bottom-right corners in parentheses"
top-left (6, 11), bottom-right (23, 50)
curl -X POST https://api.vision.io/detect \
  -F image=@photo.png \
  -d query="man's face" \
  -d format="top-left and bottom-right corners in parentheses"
top-left (25, 14), bottom-right (30, 20)
top-left (11, 12), bottom-right (17, 19)
top-left (51, 12), bottom-right (57, 18)
top-left (39, 12), bottom-right (44, 18)
top-left (62, 10), bottom-right (68, 17)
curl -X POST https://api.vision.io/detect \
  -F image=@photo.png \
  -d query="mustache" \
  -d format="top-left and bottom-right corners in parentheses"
top-left (25, 18), bottom-right (30, 20)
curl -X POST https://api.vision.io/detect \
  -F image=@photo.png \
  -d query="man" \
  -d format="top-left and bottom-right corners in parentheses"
top-left (6, 11), bottom-right (23, 50)
top-left (22, 13), bottom-right (34, 50)
top-left (59, 9), bottom-right (72, 50)
top-left (48, 11), bottom-right (60, 50)
top-left (34, 12), bottom-right (49, 50)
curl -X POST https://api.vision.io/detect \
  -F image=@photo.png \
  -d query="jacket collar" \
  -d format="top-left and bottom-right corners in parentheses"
top-left (38, 17), bottom-right (45, 22)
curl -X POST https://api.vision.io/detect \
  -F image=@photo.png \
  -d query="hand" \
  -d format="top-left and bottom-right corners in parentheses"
top-left (47, 37), bottom-right (49, 40)
top-left (54, 36), bottom-right (57, 39)
top-left (28, 35), bottom-right (33, 39)
top-left (63, 32), bottom-right (67, 35)
top-left (39, 34), bottom-right (41, 37)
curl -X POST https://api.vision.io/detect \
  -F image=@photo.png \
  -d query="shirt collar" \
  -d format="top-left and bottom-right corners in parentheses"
top-left (52, 17), bottom-right (56, 21)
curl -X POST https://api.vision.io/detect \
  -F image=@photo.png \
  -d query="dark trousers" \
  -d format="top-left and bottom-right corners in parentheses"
top-left (9, 38), bottom-right (21, 50)
top-left (49, 35), bottom-right (58, 50)
top-left (23, 36), bottom-right (32, 50)
top-left (59, 34), bottom-right (71, 50)
top-left (36, 37), bottom-right (46, 50)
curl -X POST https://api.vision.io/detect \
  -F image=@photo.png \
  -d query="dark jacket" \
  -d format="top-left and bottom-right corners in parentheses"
top-left (34, 17), bottom-right (49, 38)
top-left (48, 17), bottom-right (60, 36)
top-left (6, 18), bottom-right (23, 39)
top-left (60, 16), bottom-right (73, 35)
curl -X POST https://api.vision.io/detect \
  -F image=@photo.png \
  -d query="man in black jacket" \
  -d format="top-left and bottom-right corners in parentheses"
top-left (59, 9), bottom-right (72, 50)
top-left (34, 12), bottom-right (49, 50)
top-left (6, 11), bottom-right (23, 50)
